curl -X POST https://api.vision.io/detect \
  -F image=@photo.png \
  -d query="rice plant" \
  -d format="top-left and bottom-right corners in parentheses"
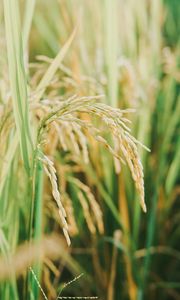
top-left (0, 0), bottom-right (179, 300)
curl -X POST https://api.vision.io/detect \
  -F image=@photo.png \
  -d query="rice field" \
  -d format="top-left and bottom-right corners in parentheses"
top-left (0, 0), bottom-right (179, 299)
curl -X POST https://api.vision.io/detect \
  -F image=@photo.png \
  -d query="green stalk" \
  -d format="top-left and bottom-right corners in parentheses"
top-left (103, 0), bottom-right (119, 219)
top-left (165, 136), bottom-right (180, 195)
top-left (27, 159), bottom-right (43, 300)
top-left (104, 0), bottom-right (119, 108)
top-left (137, 188), bottom-right (158, 300)
top-left (23, 0), bottom-right (36, 52)
top-left (31, 161), bottom-right (43, 300)
top-left (3, 0), bottom-right (33, 174)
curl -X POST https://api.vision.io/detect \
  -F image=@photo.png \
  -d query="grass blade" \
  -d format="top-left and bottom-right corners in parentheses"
top-left (3, 0), bottom-right (33, 174)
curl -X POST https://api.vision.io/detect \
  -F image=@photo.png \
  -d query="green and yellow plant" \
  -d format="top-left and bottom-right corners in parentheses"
top-left (0, 0), bottom-right (179, 300)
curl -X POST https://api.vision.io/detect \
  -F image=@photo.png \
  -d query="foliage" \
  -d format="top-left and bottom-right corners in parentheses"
top-left (0, 1), bottom-right (179, 300)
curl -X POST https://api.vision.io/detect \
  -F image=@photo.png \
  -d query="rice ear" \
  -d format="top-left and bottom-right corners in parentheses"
top-left (39, 154), bottom-right (71, 246)
top-left (37, 95), bottom-right (147, 212)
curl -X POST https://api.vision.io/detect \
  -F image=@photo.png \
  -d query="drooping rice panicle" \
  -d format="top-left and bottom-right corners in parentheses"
top-left (37, 95), bottom-right (147, 212)
top-left (39, 154), bottom-right (70, 246)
